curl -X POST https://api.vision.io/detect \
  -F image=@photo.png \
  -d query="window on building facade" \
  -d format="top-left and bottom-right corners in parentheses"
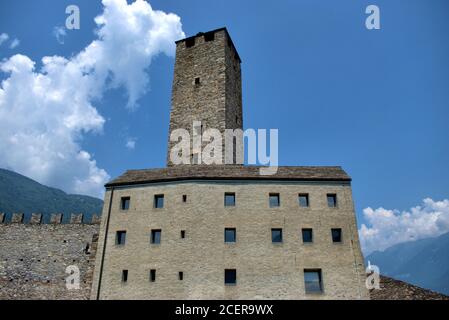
top-left (304, 269), bottom-right (323, 294)
top-left (179, 272), bottom-right (184, 281)
top-left (224, 193), bottom-right (236, 207)
top-left (195, 77), bottom-right (200, 85)
top-left (269, 193), bottom-right (280, 207)
top-left (298, 194), bottom-right (309, 207)
top-left (302, 228), bottom-right (313, 243)
top-left (154, 194), bottom-right (164, 209)
top-left (150, 269), bottom-right (156, 282)
top-left (225, 269), bottom-right (236, 285)
top-left (121, 270), bottom-right (128, 283)
top-left (327, 194), bottom-right (337, 208)
top-left (181, 230), bottom-right (186, 239)
top-left (182, 195), bottom-right (187, 202)
top-left (331, 228), bottom-right (342, 243)
top-left (116, 231), bottom-right (126, 245)
top-left (151, 229), bottom-right (161, 244)
top-left (225, 228), bottom-right (236, 243)
top-left (271, 228), bottom-right (283, 243)
top-left (120, 197), bottom-right (130, 210)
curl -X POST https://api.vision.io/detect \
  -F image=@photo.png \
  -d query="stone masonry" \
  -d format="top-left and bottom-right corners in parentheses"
top-left (0, 214), bottom-right (100, 300)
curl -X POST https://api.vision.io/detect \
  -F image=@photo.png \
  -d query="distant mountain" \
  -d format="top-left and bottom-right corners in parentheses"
top-left (366, 232), bottom-right (449, 295)
top-left (0, 168), bottom-right (103, 223)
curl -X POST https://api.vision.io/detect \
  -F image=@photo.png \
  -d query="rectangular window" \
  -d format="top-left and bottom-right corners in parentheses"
top-left (185, 37), bottom-right (195, 48)
top-left (150, 269), bottom-right (156, 282)
top-left (116, 231), bottom-right (126, 245)
top-left (225, 228), bottom-right (236, 243)
top-left (151, 229), bottom-right (161, 244)
top-left (204, 31), bottom-right (215, 42)
top-left (181, 230), bottom-right (186, 239)
top-left (179, 272), bottom-right (184, 281)
top-left (304, 269), bottom-right (323, 294)
top-left (195, 77), bottom-right (200, 85)
top-left (271, 228), bottom-right (283, 243)
top-left (302, 228), bottom-right (313, 243)
top-left (269, 193), bottom-right (280, 207)
top-left (327, 194), bottom-right (337, 208)
top-left (120, 197), bottom-right (130, 210)
top-left (331, 228), bottom-right (342, 243)
top-left (225, 269), bottom-right (236, 285)
top-left (224, 193), bottom-right (236, 207)
top-left (298, 194), bottom-right (309, 207)
top-left (121, 270), bottom-right (128, 283)
top-left (182, 195), bottom-right (187, 202)
top-left (154, 194), bottom-right (164, 209)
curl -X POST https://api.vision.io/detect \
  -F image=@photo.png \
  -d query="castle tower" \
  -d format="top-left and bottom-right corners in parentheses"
top-left (167, 28), bottom-right (243, 166)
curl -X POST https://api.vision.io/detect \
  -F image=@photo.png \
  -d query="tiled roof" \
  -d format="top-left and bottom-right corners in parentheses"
top-left (105, 165), bottom-right (351, 187)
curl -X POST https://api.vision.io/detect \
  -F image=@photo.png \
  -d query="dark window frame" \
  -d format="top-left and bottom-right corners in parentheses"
top-left (224, 228), bottom-right (236, 243)
top-left (269, 193), bottom-right (280, 208)
top-left (304, 269), bottom-right (323, 294)
top-left (181, 230), bottom-right (186, 239)
top-left (331, 228), bottom-right (342, 243)
top-left (327, 194), bottom-right (337, 208)
top-left (298, 194), bottom-right (310, 208)
top-left (178, 271), bottom-right (184, 281)
top-left (120, 197), bottom-right (130, 210)
top-left (225, 269), bottom-right (237, 285)
top-left (224, 192), bottom-right (236, 207)
top-left (151, 229), bottom-right (162, 244)
top-left (116, 231), bottom-right (126, 245)
top-left (150, 269), bottom-right (156, 282)
top-left (302, 228), bottom-right (313, 243)
top-left (121, 270), bottom-right (128, 283)
top-left (271, 228), bottom-right (283, 243)
top-left (154, 194), bottom-right (164, 209)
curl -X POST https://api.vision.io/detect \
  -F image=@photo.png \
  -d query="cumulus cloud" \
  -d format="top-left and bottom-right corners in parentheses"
top-left (53, 26), bottom-right (67, 44)
top-left (9, 38), bottom-right (20, 49)
top-left (0, 0), bottom-right (184, 198)
top-left (359, 198), bottom-right (449, 255)
top-left (0, 33), bottom-right (9, 46)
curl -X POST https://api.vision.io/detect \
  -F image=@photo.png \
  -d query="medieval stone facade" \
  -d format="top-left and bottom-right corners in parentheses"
top-left (90, 28), bottom-right (369, 300)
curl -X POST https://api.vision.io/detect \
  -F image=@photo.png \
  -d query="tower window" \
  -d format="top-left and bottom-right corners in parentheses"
top-left (150, 269), bottom-right (156, 282)
top-left (116, 231), bottom-right (126, 245)
top-left (185, 37), bottom-right (195, 48)
top-left (154, 194), bottom-right (164, 209)
top-left (195, 77), bottom-right (200, 85)
top-left (327, 194), bottom-right (337, 208)
top-left (302, 228), bottom-right (313, 243)
top-left (181, 230), bottom-right (186, 239)
top-left (182, 195), bottom-right (187, 202)
top-left (269, 193), bottom-right (280, 207)
top-left (179, 272), bottom-right (184, 281)
top-left (121, 270), bottom-right (128, 283)
top-left (304, 269), bottom-right (323, 294)
top-left (331, 228), bottom-right (342, 243)
top-left (120, 197), bottom-right (130, 210)
top-left (204, 31), bottom-right (215, 42)
top-left (225, 228), bottom-right (236, 243)
top-left (224, 193), bottom-right (236, 207)
top-left (299, 194), bottom-right (309, 207)
top-left (225, 269), bottom-right (236, 285)
top-left (151, 229), bottom-right (162, 244)
top-left (271, 228), bottom-right (283, 243)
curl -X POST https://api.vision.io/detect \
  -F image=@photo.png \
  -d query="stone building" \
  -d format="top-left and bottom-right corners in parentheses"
top-left (90, 28), bottom-right (369, 299)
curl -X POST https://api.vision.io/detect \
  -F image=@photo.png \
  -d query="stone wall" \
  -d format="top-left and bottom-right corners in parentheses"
top-left (91, 180), bottom-right (369, 300)
top-left (0, 213), bottom-right (100, 300)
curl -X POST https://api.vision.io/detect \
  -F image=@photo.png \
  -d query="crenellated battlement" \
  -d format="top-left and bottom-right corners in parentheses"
top-left (0, 212), bottom-right (101, 224)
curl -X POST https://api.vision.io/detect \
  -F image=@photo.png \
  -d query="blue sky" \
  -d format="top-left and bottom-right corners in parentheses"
top-left (0, 0), bottom-right (448, 252)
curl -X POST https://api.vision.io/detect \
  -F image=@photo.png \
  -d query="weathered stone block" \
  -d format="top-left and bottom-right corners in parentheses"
top-left (70, 213), bottom-right (83, 224)
top-left (30, 213), bottom-right (43, 224)
top-left (91, 214), bottom-right (101, 224)
top-left (50, 213), bottom-right (63, 224)
top-left (11, 213), bottom-right (24, 223)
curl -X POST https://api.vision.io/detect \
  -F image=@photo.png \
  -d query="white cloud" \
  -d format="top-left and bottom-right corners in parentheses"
top-left (0, 0), bottom-right (185, 198)
top-left (126, 137), bottom-right (137, 150)
top-left (9, 38), bottom-right (20, 49)
top-left (359, 198), bottom-right (449, 255)
top-left (53, 26), bottom-right (67, 44)
top-left (0, 33), bottom-right (9, 46)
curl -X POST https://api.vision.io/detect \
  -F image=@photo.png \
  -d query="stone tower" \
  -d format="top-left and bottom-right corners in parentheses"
top-left (167, 28), bottom-right (243, 166)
